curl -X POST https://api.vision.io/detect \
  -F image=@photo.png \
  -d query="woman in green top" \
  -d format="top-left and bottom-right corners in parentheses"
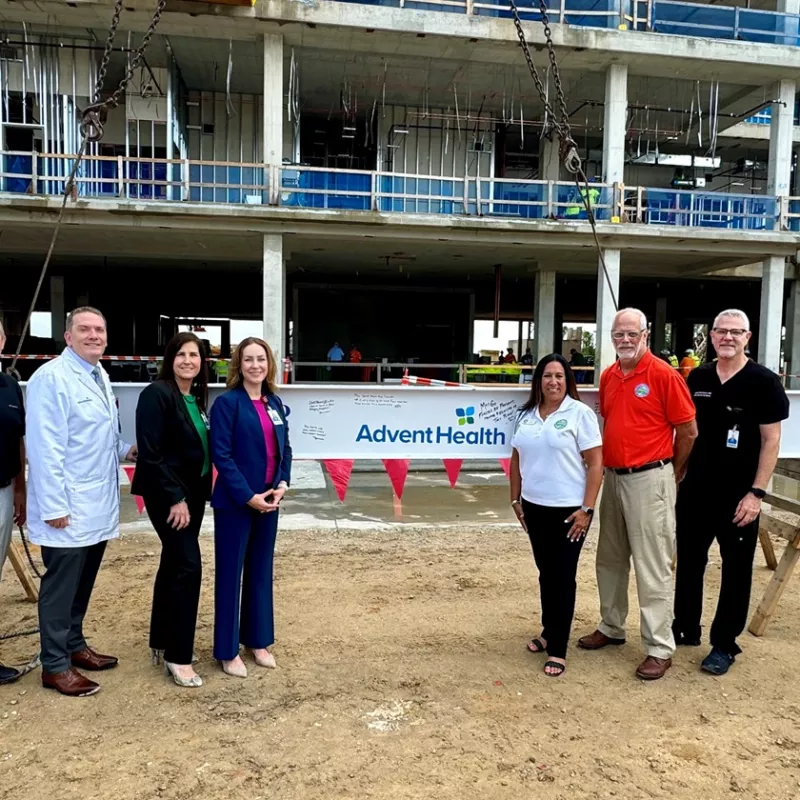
top-left (132, 332), bottom-right (212, 688)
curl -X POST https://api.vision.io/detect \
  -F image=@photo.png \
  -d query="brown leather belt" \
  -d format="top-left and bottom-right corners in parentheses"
top-left (611, 458), bottom-right (672, 476)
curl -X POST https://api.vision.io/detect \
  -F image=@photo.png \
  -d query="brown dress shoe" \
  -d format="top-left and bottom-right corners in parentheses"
top-left (577, 630), bottom-right (626, 650)
top-left (42, 668), bottom-right (100, 697)
top-left (636, 656), bottom-right (672, 681)
top-left (71, 646), bottom-right (119, 671)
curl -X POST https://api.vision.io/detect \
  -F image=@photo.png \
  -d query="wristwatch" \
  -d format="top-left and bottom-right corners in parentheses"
top-left (511, 499), bottom-right (521, 508)
top-left (581, 505), bottom-right (595, 515)
top-left (749, 487), bottom-right (766, 500)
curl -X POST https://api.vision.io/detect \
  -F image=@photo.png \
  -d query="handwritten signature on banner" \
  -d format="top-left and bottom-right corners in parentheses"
top-left (477, 399), bottom-right (521, 424)
top-left (354, 394), bottom-right (409, 410)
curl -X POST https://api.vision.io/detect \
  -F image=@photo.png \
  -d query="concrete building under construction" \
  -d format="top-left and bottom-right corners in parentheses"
top-left (1, 0), bottom-right (800, 382)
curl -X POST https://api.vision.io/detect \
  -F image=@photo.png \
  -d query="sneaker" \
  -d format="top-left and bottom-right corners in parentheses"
top-left (701, 648), bottom-right (735, 675)
top-left (0, 664), bottom-right (22, 685)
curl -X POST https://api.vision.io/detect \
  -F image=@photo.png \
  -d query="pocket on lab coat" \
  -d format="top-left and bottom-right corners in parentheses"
top-left (66, 478), bottom-right (117, 533)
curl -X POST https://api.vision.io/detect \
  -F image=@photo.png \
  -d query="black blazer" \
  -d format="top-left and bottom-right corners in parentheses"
top-left (131, 380), bottom-right (212, 506)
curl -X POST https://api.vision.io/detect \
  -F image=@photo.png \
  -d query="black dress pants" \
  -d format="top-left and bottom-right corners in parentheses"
top-left (673, 486), bottom-right (760, 656)
top-left (522, 500), bottom-right (584, 659)
top-left (145, 491), bottom-right (207, 665)
top-left (39, 541), bottom-right (107, 673)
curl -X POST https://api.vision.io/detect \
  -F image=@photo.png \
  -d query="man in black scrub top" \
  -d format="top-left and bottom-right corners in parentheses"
top-left (672, 309), bottom-right (789, 676)
top-left (0, 320), bottom-right (27, 684)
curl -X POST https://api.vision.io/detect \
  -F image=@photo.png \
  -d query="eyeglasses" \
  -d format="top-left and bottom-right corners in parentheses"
top-left (712, 328), bottom-right (748, 338)
top-left (611, 331), bottom-right (644, 341)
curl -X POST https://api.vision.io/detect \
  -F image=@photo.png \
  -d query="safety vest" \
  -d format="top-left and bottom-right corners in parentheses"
top-left (565, 186), bottom-right (601, 216)
top-left (668, 355), bottom-right (679, 369)
top-left (214, 359), bottom-right (229, 380)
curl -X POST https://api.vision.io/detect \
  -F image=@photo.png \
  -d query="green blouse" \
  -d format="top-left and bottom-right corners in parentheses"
top-left (182, 394), bottom-right (211, 476)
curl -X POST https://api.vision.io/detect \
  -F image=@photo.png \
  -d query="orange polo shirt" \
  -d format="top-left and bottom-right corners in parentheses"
top-left (600, 349), bottom-right (696, 469)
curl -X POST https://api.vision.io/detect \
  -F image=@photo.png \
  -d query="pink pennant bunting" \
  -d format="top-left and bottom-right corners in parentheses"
top-left (134, 495), bottom-right (146, 516)
top-left (498, 458), bottom-right (511, 477)
top-left (122, 465), bottom-right (136, 482)
top-left (323, 459), bottom-right (355, 503)
top-left (382, 459), bottom-right (410, 500)
top-left (442, 458), bottom-right (463, 488)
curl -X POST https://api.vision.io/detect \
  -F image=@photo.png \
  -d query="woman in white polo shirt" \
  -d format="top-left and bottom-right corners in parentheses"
top-left (510, 353), bottom-right (603, 677)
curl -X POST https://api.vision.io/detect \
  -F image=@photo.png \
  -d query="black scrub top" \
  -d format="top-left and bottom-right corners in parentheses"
top-left (683, 360), bottom-right (789, 498)
top-left (0, 373), bottom-right (25, 486)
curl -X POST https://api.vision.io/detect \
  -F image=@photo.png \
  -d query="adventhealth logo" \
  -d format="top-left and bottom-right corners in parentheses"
top-left (355, 405), bottom-right (505, 447)
top-left (456, 406), bottom-right (475, 426)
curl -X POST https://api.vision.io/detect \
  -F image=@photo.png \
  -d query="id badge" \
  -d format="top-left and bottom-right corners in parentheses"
top-left (267, 408), bottom-right (284, 426)
top-left (200, 410), bottom-right (211, 431)
top-left (726, 427), bottom-right (739, 449)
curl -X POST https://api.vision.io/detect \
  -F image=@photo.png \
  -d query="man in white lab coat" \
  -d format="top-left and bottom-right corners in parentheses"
top-left (26, 307), bottom-right (137, 697)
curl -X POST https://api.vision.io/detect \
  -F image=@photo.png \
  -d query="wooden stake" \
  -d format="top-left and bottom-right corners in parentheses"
top-left (749, 532), bottom-right (800, 637)
top-left (7, 541), bottom-right (38, 603)
top-left (759, 526), bottom-right (779, 571)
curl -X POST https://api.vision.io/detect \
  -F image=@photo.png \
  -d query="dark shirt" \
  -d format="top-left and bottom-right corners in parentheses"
top-left (683, 360), bottom-right (789, 498)
top-left (0, 372), bottom-right (25, 486)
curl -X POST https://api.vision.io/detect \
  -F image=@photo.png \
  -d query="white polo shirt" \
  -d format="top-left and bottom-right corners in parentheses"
top-left (511, 395), bottom-right (603, 507)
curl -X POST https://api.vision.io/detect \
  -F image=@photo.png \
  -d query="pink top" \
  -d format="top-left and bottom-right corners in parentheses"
top-left (252, 399), bottom-right (279, 485)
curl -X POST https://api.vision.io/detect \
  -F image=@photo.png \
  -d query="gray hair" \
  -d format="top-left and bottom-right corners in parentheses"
top-left (66, 306), bottom-right (106, 331)
top-left (613, 307), bottom-right (648, 331)
top-left (713, 309), bottom-right (750, 331)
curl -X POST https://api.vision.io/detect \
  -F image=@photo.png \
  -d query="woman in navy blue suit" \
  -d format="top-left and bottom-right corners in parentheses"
top-left (210, 337), bottom-right (292, 678)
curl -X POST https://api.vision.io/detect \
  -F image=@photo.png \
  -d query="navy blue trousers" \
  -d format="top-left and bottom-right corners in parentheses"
top-left (213, 505), bottom-right (279, 661)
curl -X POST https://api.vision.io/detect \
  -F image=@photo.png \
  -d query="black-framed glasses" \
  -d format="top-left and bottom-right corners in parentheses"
top-left (712, 328), bottom-right (748, 338)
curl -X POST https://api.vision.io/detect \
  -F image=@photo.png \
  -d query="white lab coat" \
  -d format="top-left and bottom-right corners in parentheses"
top-left (26, 351), bottom-right (132, 548)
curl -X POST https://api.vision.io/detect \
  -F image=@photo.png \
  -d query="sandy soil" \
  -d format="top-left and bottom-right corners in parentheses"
top-left (1, 523), bottom-right (799, 800)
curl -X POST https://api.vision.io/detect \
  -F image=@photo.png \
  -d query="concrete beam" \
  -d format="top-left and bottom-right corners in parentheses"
top-left (594, 248), bottom-right (620, 384)
top-left (534, 270), bottom-right (556, 362)
top-left (758, 254), bottom-right (786, 372)
top-left (263, 33), bottom-right (283, 169)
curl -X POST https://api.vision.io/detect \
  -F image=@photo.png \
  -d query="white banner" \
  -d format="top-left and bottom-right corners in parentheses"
top-left (42, 382), bottom-right (800, 460)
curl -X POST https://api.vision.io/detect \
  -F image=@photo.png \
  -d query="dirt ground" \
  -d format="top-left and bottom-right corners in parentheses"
top-left (1, 521), bottom-right (800, 800)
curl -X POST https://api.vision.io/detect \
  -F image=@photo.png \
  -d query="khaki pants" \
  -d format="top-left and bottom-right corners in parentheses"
top-left (596, 464), bottom-right (676, 659)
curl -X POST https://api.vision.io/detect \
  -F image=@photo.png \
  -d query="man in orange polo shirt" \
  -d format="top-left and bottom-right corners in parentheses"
top-left (578, 308), bottom-right (697, 681)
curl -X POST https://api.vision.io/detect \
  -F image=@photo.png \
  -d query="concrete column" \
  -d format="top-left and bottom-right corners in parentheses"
top-left (786, 280), bottom-right (800, 388)
top-left (533, 270), bottom-right (556, 363)
top-left (594, 248), bottom-right (621, 386)
top-left (758, 255), bottom-right (786, 373)
top-left (262, 33), bottom-right (284, 169)
top-left (50, 276), bottom-right (65, 349)
top-left (538, 137), bottom-right (561, 182)
top-left (263, 234), bottom-right (285, 365)
top-left (767, 79), bottom-right (796, 198)
top-left (602, 64), bottom-right (628, 185)
top-left (653, 296), bottom-right (667, 354)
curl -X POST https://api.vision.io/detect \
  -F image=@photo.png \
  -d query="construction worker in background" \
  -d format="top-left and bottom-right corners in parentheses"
top-left (565, 181), bottom-right (601, 219)
top-left (214, 356), bottom-right (229, 383)
top-left (660, 349), bottom-right (680, 369)
top-left (680, 349), bottom-right (697, 380)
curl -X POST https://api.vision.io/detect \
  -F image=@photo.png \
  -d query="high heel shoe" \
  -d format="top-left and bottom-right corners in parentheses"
top-left (164, 662), bottom-right (203, 688)
top-left (220, 657), bottom-right (248, 678)
top-left (250, 649), bottom-right (276, 669)
top-left (152, 649), bottom-right (199, 666)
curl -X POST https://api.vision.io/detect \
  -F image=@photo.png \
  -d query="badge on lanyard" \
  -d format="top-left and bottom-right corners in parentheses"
top-left (726, 425), bottom-right (739, 449)
top-left (200, 410), bottom-right (211, 431)
top-left (267, 407), bottom-right (284, 426)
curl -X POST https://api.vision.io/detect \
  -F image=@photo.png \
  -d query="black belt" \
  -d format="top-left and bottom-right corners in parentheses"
top-left (611, 459), bottom-right (672, 476)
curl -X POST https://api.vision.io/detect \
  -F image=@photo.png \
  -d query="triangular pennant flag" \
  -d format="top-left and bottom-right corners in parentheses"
top-left (122, 465), bottom-right (135, 483)
top-left (323, 459), bottom-right (355, 503)
top-left (498, 458), bottom-right (511, 477)
top-left (382, 459), bottom-right (410, 500)
top-left (442, 458), bottom-right (463, 488)
top-left (134, 494), bottom-right (146, 515)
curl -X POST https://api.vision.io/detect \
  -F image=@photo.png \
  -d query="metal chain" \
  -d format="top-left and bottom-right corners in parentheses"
top-left (507, 0), bottom-right (618, 311)
top-left (81, 0), bottom-right (167, 142)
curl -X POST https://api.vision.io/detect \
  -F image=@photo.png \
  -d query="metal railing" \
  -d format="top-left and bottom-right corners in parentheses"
top-left (332, 0), bottom-right (800, 45)
top-left (0, 151), bottom-right (789, 232)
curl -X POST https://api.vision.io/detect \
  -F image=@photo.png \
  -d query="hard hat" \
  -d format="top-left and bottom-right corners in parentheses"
top-left (660, 349), bottom-right (670, 355)
top-left (685, 349), bottom-right (693, 354)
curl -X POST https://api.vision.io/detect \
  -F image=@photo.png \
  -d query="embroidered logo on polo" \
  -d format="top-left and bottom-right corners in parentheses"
top-left (554, 419), bottom-right (568, 430)
top-left (634, 383), bottom-right (650, 398)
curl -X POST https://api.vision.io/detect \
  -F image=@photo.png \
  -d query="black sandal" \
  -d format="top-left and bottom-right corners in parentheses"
top-left (543, 660), bottom-right (566, 677)
top-left (527, 637), bottom-right (547, 653)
